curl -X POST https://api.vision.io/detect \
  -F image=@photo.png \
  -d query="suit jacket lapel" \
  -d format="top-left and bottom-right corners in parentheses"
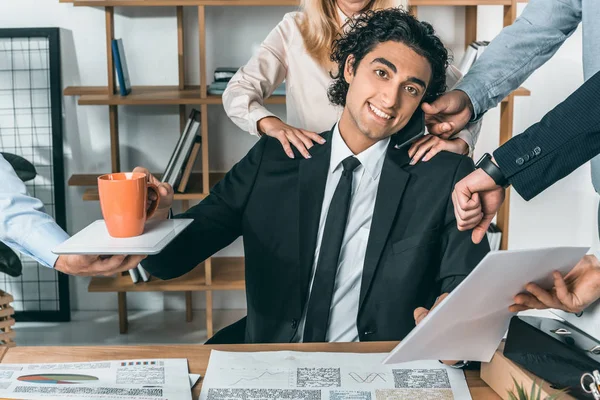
top-left (359, 109), bottom-right (425, 308)
top-left (298, 130), bottom-right (333, 307)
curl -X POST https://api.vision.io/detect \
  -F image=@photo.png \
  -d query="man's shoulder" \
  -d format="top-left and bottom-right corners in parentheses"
top-left (258, 130), bottom-right (331, 160)
top-left (412, 152), bottom-right (475, 179)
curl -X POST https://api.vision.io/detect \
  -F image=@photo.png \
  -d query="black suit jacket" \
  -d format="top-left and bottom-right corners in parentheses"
top-left (142, 117), bottom-right (490, 343)
top-left (494, 70), bottom-right (600, 200)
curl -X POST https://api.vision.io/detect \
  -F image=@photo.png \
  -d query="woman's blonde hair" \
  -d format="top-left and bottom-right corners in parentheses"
top-left (296, 0), bottom-right (404, 69)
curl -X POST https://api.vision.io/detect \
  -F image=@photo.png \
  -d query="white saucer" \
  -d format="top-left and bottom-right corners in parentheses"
top-left (52, 219), bottom-right (193, 255)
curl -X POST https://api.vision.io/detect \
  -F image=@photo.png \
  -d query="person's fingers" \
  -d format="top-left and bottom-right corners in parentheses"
top-left (552, 271), bottom-right (574, 307)
top-left (432, 293), bottom-right (448, 308)
top-left (275, 134), bottom-right (294, 159)
top-left (471, 213), bottom-right (492, 243)
top-left (102, 255), bottom-right (147, 276)
top-left (453, 189), bottom-right (483, 232)
top-left (413, 307), bottom-right (429, 325)
top-left (408, 135), bottom-right (434, 158)
top-left (524, 282), bottom-right (559, 308)
top-left (421, 146), bottom-right (443, 162)
top-left (285, 131), bottom-right (311, 159)
top-left (513, 293), bottom-right (548, 310)
top-left (508, 304), bottom-right (531, 313)
top-left (455, 184), bottom-right (481, 212)
top-left (421, 102), bottom-right (442, 115)
top-left (117, 255), bottom-right (147, 273)
top-left (95, 255), bottom-right (127, 274)
top-left (428, 122), bottom-right (454, 137)
top-left (460, 213), bottom-right (485, 229)
top-left (133, 166), bottom-right (160, 185)
top-left (410, 139), bottom-right (436, 165)
top-left (133, 166), bottom-right (150, 176)
top-left (301, 130), bottom-right (326, 145)
top-left (295, 130), bottom-right (315, 151)
top-left (455, 204), bottom-right (482, 224)
top-left (158, 183), bottom-right (173, 198)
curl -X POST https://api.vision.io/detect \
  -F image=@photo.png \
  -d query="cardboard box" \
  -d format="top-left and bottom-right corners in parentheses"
top-left (481, 342), bottom-right (576, 400)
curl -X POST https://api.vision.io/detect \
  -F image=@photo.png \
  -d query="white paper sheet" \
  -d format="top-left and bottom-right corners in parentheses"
top-left (200, 350), bottom-right (471, 400)
top-left (190, 373), bottom-right (201, 388)
top-left (0, 358), bottom-right (192, 400)
top-left (384, 246), bottom-right (588, 364)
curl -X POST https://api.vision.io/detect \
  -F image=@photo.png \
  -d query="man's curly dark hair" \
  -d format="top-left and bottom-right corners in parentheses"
top-left (328, 8), bottom-right (449, 107)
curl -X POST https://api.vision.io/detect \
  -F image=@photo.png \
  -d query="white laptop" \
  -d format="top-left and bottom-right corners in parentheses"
top-left (52, 219), bottom-right (193, 255)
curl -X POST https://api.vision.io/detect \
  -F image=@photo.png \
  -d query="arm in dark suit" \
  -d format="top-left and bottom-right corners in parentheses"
top-left (141, 138), bottom-right (267, 280)
top-left (493, 70), bottom-right (600, 201)
top-left (438, 157), bottom-right (491, 293)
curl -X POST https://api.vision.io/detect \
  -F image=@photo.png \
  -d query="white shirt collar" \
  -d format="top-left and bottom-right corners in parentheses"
top-left (330, 122), bottom-right (390, 180)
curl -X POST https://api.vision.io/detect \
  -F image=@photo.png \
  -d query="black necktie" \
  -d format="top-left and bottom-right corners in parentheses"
top-left (303, 155), bottom-right (361, 342)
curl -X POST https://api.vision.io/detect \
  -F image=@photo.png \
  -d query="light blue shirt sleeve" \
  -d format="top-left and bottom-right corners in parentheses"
top-left (0, 154), bottom-right (69, 269)
top-left (456, 0), bottom-right (582, 118)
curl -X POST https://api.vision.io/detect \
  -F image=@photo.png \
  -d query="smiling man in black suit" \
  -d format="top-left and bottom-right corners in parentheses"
top-left (139, 8), bottom-right (490, 344)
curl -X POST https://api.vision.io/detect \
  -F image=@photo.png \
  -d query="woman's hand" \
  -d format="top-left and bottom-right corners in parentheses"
top-left (408, 135), bottom-right (469, 165)
top-left (258, 117), bottom-right (325, 159)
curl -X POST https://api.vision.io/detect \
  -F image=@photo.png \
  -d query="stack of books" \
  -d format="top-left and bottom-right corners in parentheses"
top-left (129, 110), bottom-right (202, 284)
top-left (162, 109), bottom-right (202, 193)
top-left (456, 41), bottom-right (489, 76)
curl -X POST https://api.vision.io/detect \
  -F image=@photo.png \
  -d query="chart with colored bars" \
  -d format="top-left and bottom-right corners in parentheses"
top-left (17, 374), bottom-right (99, 384)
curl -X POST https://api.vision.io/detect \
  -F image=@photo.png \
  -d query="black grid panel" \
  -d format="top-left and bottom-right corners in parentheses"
top-left (0, 29), bottom-right (70, 322)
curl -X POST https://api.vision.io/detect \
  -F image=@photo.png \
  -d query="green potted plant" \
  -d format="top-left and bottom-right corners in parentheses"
top-left (507, 376), bottom-right (566, 400)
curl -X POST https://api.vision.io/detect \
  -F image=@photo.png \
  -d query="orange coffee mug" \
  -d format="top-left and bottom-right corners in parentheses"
top-left (97, 172), bottom-right (160, 238)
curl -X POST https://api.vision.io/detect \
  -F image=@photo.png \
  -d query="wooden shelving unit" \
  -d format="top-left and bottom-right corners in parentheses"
top-left (88, 257), bottom-right (245, 292)
top-left (64, 86), bottom-right (285, 105)
top-left (60, 0), bottom-right (528, 337)
top-left (68, 172), bottom-right (225, 201)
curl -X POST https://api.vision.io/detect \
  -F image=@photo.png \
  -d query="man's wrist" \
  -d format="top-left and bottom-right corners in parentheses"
top-left (53, 255), bottom-right (67, 273)
top-left (476, 153), bottom-right (509, 188)
top-left (456, 90), bottom-right (475, 121)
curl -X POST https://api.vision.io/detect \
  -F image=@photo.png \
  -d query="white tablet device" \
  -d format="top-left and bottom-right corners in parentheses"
top-left (383, 246), bottom-right (589, 364)
top-left (52, 219), bottom-right (194, 255)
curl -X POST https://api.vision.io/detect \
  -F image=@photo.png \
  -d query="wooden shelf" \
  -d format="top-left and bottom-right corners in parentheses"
top-left (68, 172), bottom-right (225, 201)
top-left (60, 0), bottom-right (514, 6)
top-left (64, 85), bottom-right (527, 106)
top-left (64, 86), bottom-right (285, 106)
top-left (88, 257), bottom-right (245, 293)
top-left (502, 86), bottom-right (530, 102)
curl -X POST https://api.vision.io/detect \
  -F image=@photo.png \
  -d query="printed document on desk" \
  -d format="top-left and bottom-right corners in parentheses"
top-left (384, 246), bottom-right (588, 365)
top-left (0, 358), bottom-right (191, 400)
top-left (200, 350), bottom-right (472, 400)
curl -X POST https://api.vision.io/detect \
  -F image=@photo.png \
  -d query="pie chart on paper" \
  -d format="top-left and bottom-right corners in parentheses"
top-left (17, 374), bottom-right (99, 384)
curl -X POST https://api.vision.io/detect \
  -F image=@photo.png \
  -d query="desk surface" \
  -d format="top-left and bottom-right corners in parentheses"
top-left (0, 342), bottom-right (500, 399)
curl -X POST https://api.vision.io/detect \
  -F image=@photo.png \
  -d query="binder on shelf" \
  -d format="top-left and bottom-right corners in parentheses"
top-left (177, 135), bottom-right (202, 193)
top-left (112, 39), bottom-right (132, 96)
top-left (136, 264), bottom-right (150, 282)
top-left (162, 109), bottom-right (201, 188)
top-left (128, 267), bottom-right (140, 284)
top-left (456, 41), bottom-right (489, 76)
top-left (208, 81), bottom-right (286, 96)
top-left (214, 67), bottom-right (239, 82)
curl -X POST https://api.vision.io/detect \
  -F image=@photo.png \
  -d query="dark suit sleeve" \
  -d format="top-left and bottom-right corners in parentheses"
top-left (438, 157), bottom-right (491, 294)
top-left (493, 70), bottom-right (600, 201)
top-left (141, 137), bottom-right (267, 280)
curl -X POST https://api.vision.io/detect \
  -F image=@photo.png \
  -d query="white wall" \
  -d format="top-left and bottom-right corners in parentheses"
top-left (0, 2), bottom-right (596, 312)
